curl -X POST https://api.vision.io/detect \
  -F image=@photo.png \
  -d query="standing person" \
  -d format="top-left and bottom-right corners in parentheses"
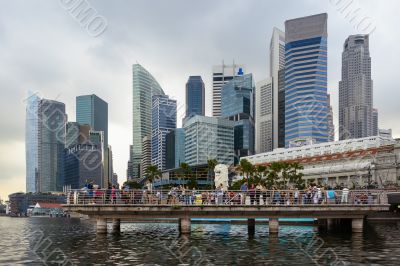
top-left (341, 187), bottom-right (349, 204)
top-left (216, 183), bottom-right (224, 205)
top-left (256, 184), bottom-right (262, 205)
top-left (249, 184), bottom-right (256, 205)
top-left (111, 185), bottom-right (117, 204)
top-left (240, 182), bottom-right (248, 205)
top-left (294, 188), bottom-right (299, 205)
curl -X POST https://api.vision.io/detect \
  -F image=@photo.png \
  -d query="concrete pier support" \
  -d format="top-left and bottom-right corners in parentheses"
top-left (269, 218), bottom-right (279, 235)
top-left (248, 218), bottom-right (255, 235)
top-left (179, 217), bottom-right (191, 234)
top-left (352, 218), bottom-right (364, 233)
top-left (96, 218), bottom-right (107, 234)
top-left (327, 218), bottom-right (334, 230)
top-left (112, 218), bottom-right (121, 233)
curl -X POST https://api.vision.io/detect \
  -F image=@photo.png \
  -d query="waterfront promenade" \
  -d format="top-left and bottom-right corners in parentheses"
top-left (63, 189), bottom-right (390, 235)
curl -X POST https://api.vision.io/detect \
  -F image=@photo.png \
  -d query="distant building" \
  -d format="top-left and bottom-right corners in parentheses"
top-left (339, 35), bottom-right (375, 140)
top-left (151, 95), bottom-right (177, 171)
top-left (183, 115), bottom-right (234, 166)
top-left (141, 135), bottom-right (151, 177)
top-left (65, 122), bottom-right (91, 148)
top-left (255, 78), bottom-right (273, 153)
top-left (25, 93), bottom-right (66, 193)
top-left (166, 128), bottom-right (185, 169)
top-left (185, 76), bottom-right (205, 119)
top-left (373, 108), bottom-right (379, 136)
top-left (245, 136), bottom-right (400, 188)
top-left (269, 27), bottom-right (286, 149)
top-left (327, 94), bottom-right (335, 141)
top-left (130, 64), bottom-right (165, 178)
top-left (111, 173), bottom-right (119, 187)
top-left (8, 193), bottom-right (65, 216)
top-left (76, 94), bottom-right (110, 186)
top-left (379, 129), bottom-right (392, 139)
top-left (212, 62), bottom-right (245, 117)
top-left (284, 13), bottom-right (329, 147)
top-left (221, 73), bottom-right (255, 164)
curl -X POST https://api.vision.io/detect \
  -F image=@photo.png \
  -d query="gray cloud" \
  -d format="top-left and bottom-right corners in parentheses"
top-left (0, 0), bottom-right (399, 199)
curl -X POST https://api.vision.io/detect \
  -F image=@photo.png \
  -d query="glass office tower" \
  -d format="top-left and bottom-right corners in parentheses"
top-left (284, 13), bottom-right (329, 147)
top-left (221, 73), bottom-right (255, 164)
top-left (151, 95), bottom-right (177, 171)
top-left (130, 64), bottom-right (165, 179)
top-left (185, 76), bottom-right (205, 119)
top-left (25, 94), bottom-right (66, 192)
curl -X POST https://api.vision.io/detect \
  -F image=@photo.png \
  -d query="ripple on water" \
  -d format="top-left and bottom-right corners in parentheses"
top-left (1, 217), bottom-right (400, 265)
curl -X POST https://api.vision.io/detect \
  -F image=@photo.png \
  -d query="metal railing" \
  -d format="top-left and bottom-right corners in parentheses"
top-left (65, 189), bottom-right (388, 206)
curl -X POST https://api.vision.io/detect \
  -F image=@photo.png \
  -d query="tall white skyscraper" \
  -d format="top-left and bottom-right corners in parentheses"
top-left (255, 78), bottom-right (273, 153)
top-left (269, 27), bottom-right (285, 149)
top-left (339, 35), bottom-right (375, 140)
top-left (212, 62), bottom-right (244, 117)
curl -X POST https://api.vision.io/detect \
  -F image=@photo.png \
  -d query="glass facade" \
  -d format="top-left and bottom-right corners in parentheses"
top-left (76, 94), bottom-right (108, 147)
top-left (183, 115), bottom-right (234, 166)
top-left (284, 13), bottom-right (329, 147)
top-left (151, 95), bottom-right (177, 171)
top-left (186, 76), bottom-right (205, 119)
top-left (26, 94), bottom-right (66, 193)
top-left (221, 74), bottom-right (255, 164)
top-left (130, 64), bottom-right (165, 178)
top-left (166, 128), bottom-right (185, 170)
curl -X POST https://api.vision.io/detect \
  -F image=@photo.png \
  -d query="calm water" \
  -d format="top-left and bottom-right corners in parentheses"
top-left (0, 217), bottom-right (400, 265)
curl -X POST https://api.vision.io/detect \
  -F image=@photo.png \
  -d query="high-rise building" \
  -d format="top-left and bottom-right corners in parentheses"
top-left (65, 122), bottom-right (91, 148)
top-left (151, 95), bottom-right (177, 171)
top-left (327, 94), bottom-right (335, 141)
top-left (76, 94), bottom-right (108, 147)
top-left (185, 76), bottom-right (205, 119)
top-left (76, 94), bottom-right (110, 185)
top-left (183, 115), bottom-right (234, 166)
top-left (373, 108), bottom-right (378, 136)
top-left (25, 94), bottom-right (66, 193)
top-left (166, 128), bottom-right (186, 169)
top-left (140, 135), bottom-right (151, 177)
top-left (339, 35), bottom-right (375, 140)
top-left (130, 64), bottom-right (165, 178)
top-left (64, 143), bottom-right (104, 189)
top-left (284, 13), bottom-right (329, 147)
top-left (269, 27), bottom-right (286, 149)
top-left (277, 69), bottom-right (286, 148)
top-left (212, 62), bottom-right (244, 117)
top-left (255, 78), bottom-right (273, 153)
top-left (221, 74), bottom-right (255, 163)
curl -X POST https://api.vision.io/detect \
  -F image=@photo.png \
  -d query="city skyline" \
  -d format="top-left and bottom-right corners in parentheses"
top-left (1, 0), bottom-right (400, 199)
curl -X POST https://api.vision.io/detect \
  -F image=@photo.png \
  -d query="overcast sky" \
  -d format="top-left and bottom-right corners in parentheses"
top-left (0, 0), bottom-right (399, 200)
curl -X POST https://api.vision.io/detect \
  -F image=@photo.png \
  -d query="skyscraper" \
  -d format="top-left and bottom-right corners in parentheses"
top-left (130, 64), bottom-right (165, 179)
top-left (185, 76), bottom-right (205, 119)
top-left (26, 94), bottom-right (66, 193)
top-left (255, 78), bottom-right (273, 153)
top-left (221, 74), bottom-right (255, 163)
top-left (76, 94), bottom-right (108, 147)
top-left (327, 94), bottom-right (335, 142)
top-left (212, 62), bottom-right (244, 117)
top-left (166, 128), bottom-right (185, 169)
top-left (269, 27), bottom-right (286, 149)
top-left (373, 108), bottom-right (378, 136)
top-left (76, 94), bottom-right (109, 186)
top-left (151, 95), bottom-right (177, 171)
top-left (339, 35), bottom-right (375, 140)
top-left (183, 115), bottom-right (234, 166)
top-left (141, 135), bottom-right (151, 177)
top-left (284, 13), bottom-right (329, 147)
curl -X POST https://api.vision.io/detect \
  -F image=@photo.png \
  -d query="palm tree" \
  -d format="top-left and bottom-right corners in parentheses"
top-left (239, 159), bottom-right (254, 184)
top-left (179, 162), bottom-right (192, 186)
top-left (207, 159), bottom-right (218, 188)
top-left (145, 165), bottom-right (162, 184)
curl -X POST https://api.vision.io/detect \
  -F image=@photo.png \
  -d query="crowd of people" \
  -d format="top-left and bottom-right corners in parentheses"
top-left (69, 181), bottom-right (376, 206)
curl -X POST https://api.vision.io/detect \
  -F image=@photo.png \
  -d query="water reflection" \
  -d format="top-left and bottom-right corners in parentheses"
top-left (0, 217), bottom-right (399, 265)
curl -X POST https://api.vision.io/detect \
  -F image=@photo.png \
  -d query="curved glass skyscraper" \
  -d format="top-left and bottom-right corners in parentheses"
top-left (284, 13), bottom-right (329, 147)
top-left (130, 64), bottom-right (165, 179)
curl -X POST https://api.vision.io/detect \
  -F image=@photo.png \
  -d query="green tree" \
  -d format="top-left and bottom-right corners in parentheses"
top-left (207, 159), bottom-right (218, 188)
top-left (239, 159), bottom-right (254, 183)
top-left (123, 180), bottom-right (142, 189)
top-left (145, 165), bottom-right (162, 183)
top-left (266, 161), bottom-right (304, 189)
